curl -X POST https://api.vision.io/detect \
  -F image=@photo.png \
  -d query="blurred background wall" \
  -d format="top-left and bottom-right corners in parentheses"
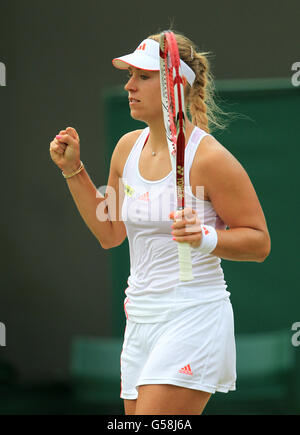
top-left (0, 0), bottom-right (299, 412)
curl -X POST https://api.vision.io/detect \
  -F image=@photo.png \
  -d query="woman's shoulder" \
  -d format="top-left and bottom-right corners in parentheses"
top-left (190, 132), bottom-right (250, 203)
top-left (194, 133), bottom-right (240, 170)
top-left (192, 132), bottom-right (249, 191)
top-left (117, 128), bottom-right (145, 149)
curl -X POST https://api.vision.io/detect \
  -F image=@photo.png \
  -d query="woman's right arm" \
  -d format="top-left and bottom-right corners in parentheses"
top-left (49, 126), bottom-right (139, 249)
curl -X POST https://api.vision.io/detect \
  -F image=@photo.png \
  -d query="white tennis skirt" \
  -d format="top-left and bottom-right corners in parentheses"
top-left (120, 297), bottom-right (236, 399)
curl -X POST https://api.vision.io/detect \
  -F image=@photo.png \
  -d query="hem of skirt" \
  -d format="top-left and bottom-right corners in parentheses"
top-left (137, 378), bottom-right (236, 394)
top-left (120, 392), bottom-right (138, 400)
top-left (120, 379), bottom-right (236, 398)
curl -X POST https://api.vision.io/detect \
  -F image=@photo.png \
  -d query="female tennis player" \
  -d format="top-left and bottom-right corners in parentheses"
top-left (49, 31), bottom-right (271, 415)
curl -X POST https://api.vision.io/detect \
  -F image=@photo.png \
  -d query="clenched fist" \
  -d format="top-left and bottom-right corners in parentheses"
top-left (49, 126), bottom-right (81, 175)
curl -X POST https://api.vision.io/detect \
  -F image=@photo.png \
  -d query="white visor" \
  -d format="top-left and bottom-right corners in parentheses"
top-left (112, 38), bottom-right (196, 87)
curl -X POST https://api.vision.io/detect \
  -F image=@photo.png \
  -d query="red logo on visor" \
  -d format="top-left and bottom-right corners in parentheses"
top-left (137, 43), bottom-right (146, 51)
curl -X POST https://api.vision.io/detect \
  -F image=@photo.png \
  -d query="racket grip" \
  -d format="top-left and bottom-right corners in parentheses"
top-left (177, 242), bottom-right (194, 281)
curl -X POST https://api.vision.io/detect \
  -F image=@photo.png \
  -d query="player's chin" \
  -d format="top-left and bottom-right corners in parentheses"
top-left (129, 108), bottom-right (142, 120)
top-left (129, 109), bottom-right (148, 123)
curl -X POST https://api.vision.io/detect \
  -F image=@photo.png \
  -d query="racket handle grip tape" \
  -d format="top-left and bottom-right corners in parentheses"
top-left (177, 242), bottom-right (194, 281)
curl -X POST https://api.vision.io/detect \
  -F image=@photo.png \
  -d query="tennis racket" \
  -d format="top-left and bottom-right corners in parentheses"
top-left (159, 30), bottom-right (193, 282)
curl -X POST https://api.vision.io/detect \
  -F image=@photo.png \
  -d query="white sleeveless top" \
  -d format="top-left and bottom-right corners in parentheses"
top-left (121, 126), bottom-right (230, 323)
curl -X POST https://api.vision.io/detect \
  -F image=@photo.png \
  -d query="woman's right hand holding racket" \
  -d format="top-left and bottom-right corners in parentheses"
top-left (49, 127), bottom-right (81, 175)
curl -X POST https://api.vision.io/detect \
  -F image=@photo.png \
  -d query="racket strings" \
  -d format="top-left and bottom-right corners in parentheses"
top-left (163, 49), bottom-right (177, 155)
top-left (159, 31), bottom-right (194, 281)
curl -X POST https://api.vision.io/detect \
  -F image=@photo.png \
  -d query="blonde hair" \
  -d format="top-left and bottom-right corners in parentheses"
top-left (148, 31), bottom-right (231, 133)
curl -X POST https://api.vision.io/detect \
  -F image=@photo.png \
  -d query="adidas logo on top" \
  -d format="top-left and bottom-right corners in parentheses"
top-left (179, 364), bottom-right (193, 376)
top-left (138, 192), bottom-right (149, 201)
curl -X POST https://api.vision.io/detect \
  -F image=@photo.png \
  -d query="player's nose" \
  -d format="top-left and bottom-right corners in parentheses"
top-left (124, 76), bottom-right (137, 92)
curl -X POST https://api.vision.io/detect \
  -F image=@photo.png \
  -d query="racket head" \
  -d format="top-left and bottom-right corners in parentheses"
top-left (159, 31), bottom-right (186, 209)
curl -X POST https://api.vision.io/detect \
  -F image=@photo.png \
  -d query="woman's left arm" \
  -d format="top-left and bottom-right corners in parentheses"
top-left (200, 138), bottom-right (271, 262)
top-left (172, 137), bottom-right (271, 262)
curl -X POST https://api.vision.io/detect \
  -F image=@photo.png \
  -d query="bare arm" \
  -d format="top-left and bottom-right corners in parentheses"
top-left (204, 139), bottom-right (271, 262)
top-left (65, 166), bottom-right (125, 249)
top-left (171, 136), bottom-right (271, 262)
top-left (49, 127), bottom-right (138, 249)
